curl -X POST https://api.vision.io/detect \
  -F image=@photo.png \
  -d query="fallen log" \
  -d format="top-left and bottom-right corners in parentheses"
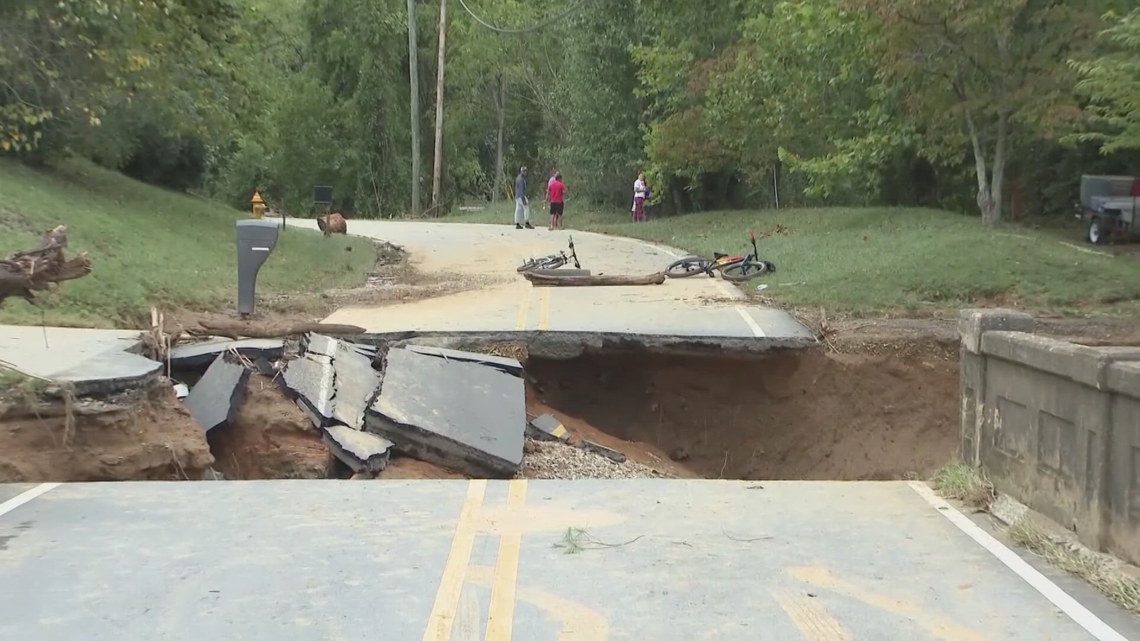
top-left (0, 225), bottom-right (93, 307)
top-left (187, 319), bottom-right (368, 340)
top-left (522, 271), bottom-right (666, 287)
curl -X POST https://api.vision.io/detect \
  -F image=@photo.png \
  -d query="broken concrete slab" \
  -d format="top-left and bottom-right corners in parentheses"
top-left (281, 335), bottom-right (381, 430)
top-left (331, 340), bottom-right (381, 430)
top-left (404, 344), bottom-right (523, 377)
top-left (184, 354), bottom-right (249, 432)
top-left (281, 348), bottom-right (335, 428)
top-left (527, 413), bottom-right (570, 443)
top-left (322, 424), bottom-right (393, 474)
top-left (579, 440), bottom-right (627, 463)
top-left (168, 338), bottom-right (284, 369)
top-left (0, 325), bottom-right (162, 396)
top-left (366, 347), bottom-right (525, 477)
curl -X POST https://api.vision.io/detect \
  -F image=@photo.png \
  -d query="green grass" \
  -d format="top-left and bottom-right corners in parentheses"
top-left (446, 202), bottom-right (1140, 316)
top-left (0, 158), bottom-right (376, 328)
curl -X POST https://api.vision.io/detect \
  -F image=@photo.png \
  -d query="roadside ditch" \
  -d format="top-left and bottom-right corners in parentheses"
top-left (0, 333), bottom-right (961, 483)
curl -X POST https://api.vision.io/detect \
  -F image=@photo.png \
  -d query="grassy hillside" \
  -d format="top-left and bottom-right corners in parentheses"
top-left (449, 203), bottom-right (1140, 316)
top-left (0, 159), bottom-right (375, 327)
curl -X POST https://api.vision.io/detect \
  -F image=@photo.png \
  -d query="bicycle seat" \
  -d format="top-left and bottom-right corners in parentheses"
top-left (713, 252), bottom-right (729, 259)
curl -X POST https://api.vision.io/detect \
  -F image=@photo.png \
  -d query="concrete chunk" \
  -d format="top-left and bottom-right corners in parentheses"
top-left (405, 344), bottom-right (523, 377)
top-left (579, 440), bottom-right (627, 463)
top-left (168, 338), bottom-right (284, 369)
top-left (184, 354), bottom-right (249, 432)
top-left (527, 413), bottom-right (570, 443)
top-left (958, 308), bottom-right (1035, 354)
top-left (366, 347), bottom-right (525, 477)
top-left (281, 351), bottom-right (335, 428)
top-left (331, 340), bottom-right (381, 430)
top-left (322, 424), bottom-right (393, 474)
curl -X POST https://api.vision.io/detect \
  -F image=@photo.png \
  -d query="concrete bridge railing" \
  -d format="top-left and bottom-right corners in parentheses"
top-left (959, 309), bottom-right (1140, 564)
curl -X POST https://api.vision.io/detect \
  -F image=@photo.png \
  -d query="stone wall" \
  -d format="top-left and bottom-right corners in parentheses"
top-left (959, 309), bottom-right (1140, 564)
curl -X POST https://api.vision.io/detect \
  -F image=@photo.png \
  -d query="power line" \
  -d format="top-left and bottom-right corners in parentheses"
top-left (454, 0), bottom-right (590, 34)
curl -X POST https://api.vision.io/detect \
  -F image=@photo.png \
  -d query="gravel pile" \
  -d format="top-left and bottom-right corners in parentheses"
top-left (519, 439), bottom-right (671, 479)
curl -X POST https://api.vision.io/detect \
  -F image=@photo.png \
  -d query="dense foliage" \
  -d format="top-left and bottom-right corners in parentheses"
top-left (2, 0), bottom-right (1139, 223)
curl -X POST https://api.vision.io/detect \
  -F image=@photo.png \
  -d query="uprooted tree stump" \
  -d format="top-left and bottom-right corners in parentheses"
top-left (0, 225), bottom-right (93, 307)
top-left (316, 212), bottom-right (347, 236)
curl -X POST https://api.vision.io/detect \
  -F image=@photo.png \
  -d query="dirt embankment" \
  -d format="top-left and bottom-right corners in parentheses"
top-left (0, 382), bottom-right (213, 482)
top-left (525, 339), bottom-right (960, 481)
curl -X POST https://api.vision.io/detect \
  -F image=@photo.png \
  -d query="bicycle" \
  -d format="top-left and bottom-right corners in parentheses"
top-left (517, 235), bottom-right (581, 273)
top-left (664, 230), bottom-right (776, 282)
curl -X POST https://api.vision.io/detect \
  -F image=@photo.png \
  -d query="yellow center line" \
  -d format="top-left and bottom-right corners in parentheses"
top-left (771, 589), bottom-right (849, 641)
top-left (537, 288), bottom-right (551, 331)
top-left (515, 288), bottom-right (532, 331)
top-left (421, 480), bottom-right (488, 641)
top-left (485, 479), bottom-right (528, 640)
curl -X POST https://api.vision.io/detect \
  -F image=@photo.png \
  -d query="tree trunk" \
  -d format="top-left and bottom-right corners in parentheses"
top-left (491, 74), bottom-right (506, 204)
top-left (430, 0), bottom-right (448, 213)
top-left (966, 110), bottom-right (1007, 227)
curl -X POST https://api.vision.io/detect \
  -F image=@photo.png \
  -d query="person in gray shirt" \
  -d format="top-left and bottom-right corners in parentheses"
top-left (514, 166), bottom-right (534, 229)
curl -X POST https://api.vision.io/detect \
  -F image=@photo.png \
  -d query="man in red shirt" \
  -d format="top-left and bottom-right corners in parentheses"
top-left (547, 172), bottom-right (566, 230)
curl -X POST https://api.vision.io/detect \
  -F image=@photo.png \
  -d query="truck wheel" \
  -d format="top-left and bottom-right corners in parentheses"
top-left (1088, 219), bottom-right (1109, 245)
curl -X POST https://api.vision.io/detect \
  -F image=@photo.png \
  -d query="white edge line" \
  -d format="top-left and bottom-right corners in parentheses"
top-left (908, 481), bottom-right (1128, 641)
top-left (0, 483), bottom-right (60, 519)
top-left (735, 307), bottom-right (766, 338)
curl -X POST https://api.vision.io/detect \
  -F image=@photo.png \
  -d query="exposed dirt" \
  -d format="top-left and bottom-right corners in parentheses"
top-left (0, 381), bottom-right (213, 482)
top-left (526, 343), bottom-right (960, 481)
top-left (377, 457), bottom-right (469, 480)
top-left (206, 374), bottom-right (329, 480)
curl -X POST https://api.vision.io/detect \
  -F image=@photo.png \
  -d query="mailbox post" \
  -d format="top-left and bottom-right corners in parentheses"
top-left (236, 219), bottom-right (280, 317)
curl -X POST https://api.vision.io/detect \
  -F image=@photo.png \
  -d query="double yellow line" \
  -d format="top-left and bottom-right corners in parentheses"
top-left (515, 289), bottom-right (551, 331)
top-left (421, 479), bottom-right (529, 641)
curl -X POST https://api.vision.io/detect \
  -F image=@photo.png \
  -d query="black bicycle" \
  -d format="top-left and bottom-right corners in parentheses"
top-left (517, 235), bottom-right (581, 273)
top-left (664, 230), bottom-right (775, 282)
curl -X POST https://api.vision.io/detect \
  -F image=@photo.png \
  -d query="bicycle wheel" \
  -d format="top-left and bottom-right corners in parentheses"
top-left (720, 260), bottom-right (771, 282)
top-left (517, 258), bottom-right (542, 273)
top-left (665, 256), bottom-right (714, 278)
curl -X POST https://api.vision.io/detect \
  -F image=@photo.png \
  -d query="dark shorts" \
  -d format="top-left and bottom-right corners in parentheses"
top-left (550, 202), bottom-right (564, 216)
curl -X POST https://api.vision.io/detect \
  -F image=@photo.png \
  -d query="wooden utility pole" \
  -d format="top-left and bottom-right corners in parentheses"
top-left (430, 0), bottom-right (447, 212)
top-left (406, 0), bottom-right (421, 214)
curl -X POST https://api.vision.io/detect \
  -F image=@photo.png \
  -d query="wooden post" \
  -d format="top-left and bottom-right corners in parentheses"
top-left (407, 0), bottom-right (422, 215)
top-left (430, 0), bottom-right (448, 212)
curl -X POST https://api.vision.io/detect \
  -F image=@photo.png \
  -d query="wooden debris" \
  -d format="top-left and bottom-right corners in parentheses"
top-left (0, 225), bottom-right (93, 306)
top-left (522, 271), bottom-right (666, 287)
top-left (316, 212), bottom-right (347, 236)
top-left (186, 319), bottom-right (367, 340)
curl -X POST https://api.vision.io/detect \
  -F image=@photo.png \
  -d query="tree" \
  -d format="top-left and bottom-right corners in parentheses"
top-left (1072, 8), bottom-right (1140, 153)
top-left (852, 0), bottom-right (1110, 225)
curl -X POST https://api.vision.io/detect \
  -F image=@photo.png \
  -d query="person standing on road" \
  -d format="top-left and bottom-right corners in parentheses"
top-left (514, 166), bottom-right (533, 230)
top-left (632, 172), bottom-right (648, 223)
top-left (548, 172), bottom-right (566, 230)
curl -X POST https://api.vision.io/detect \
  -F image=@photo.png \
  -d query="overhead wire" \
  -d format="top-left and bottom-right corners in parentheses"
top-left (454, 0), bottom-right (591, 34)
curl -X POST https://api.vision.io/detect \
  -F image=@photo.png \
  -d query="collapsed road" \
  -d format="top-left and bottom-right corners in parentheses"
top-left (2, 222), bottom-right (1135, 639)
